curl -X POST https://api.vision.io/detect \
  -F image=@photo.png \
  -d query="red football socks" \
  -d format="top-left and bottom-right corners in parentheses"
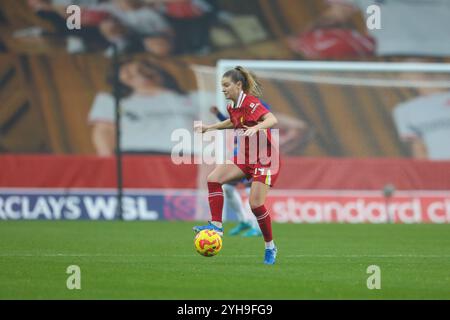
top-left (251, 205), bottom-right (273, 242)
top-left (208, 182), bottom-right (224, 223)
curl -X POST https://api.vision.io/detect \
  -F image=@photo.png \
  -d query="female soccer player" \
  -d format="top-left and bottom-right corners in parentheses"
top-left (193, 66), bottom-right (280, 265)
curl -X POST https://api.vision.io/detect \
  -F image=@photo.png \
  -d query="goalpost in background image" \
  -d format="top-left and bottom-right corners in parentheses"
top-left (216, 59), bottom-right (450, 158)
top-left (187, 59), bottom-right (450, 224)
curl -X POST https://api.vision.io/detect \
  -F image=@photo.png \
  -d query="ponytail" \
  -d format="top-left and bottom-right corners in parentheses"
top-left (223, 66), bottom-right (263, 97)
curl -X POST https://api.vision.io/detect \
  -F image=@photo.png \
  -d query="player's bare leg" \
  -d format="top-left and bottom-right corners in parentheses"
top-left (207, 161), bottom-right (247, 184)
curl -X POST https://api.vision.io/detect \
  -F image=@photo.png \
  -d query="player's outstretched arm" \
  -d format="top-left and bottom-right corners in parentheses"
top-left (409, 138), bottom-right (429, 159)
top-left (194, 119), bottom-right (234, 133)
top-left (91, 122), bottom-right (115, 156)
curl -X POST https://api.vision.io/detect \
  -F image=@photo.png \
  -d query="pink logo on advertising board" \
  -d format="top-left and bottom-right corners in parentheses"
top-left (163, 194), bottom-right (197, 220)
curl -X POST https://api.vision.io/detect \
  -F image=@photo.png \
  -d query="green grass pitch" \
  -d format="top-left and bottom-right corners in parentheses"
top-left (0, 221), bottom-right (449, 299)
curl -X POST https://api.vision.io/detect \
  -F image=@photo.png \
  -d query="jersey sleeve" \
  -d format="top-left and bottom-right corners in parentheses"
top-left (88, 92), bottom-right (115, 124)
top-left (261, 100), bottom-right (271, 111)
top-left (392, 102), bottom-right (419, 140)
top-left (216, 111), bottom-right (227, 121)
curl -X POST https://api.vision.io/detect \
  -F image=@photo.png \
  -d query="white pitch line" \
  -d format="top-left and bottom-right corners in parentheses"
top-left (1, 253), bottom-right (450, 258)
top-left (285, 254), bottom-right (450, 258)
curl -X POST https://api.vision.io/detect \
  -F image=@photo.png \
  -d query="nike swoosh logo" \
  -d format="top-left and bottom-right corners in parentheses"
top-left (313, 39), bottom-right (338, 51)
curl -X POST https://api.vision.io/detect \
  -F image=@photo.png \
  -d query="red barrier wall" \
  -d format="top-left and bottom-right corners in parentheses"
top-left (1, 155), bottom-right (450, 190)
top-left (0, 155), bottom-right (197, 189)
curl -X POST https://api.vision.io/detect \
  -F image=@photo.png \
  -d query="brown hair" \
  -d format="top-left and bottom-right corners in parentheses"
top-left (108, 58), bottom-right (185, 98)
top-left (223, 66), bottom-right (262, 97)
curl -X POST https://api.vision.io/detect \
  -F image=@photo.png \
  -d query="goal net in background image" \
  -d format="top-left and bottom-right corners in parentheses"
top-left (215, 60), bottom-right (450, 158)
top-left (188, 60), bottom-right (450, 223)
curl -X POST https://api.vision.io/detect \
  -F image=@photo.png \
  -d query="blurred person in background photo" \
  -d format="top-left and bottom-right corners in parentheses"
top-left (88, 58), bottom-right (198, 156)
top-left (392, 67), bottom-right (450, 160)
top-left (20, 0), bottom-right (175, 56)
top-left (151, 0), bottom-right (219, 55)
top-left (287, 0), bottom-right (450, 60)
top-left (21, 0), bottom-right (110, 53)
top-left (97, 0), bottom-right (174, 57)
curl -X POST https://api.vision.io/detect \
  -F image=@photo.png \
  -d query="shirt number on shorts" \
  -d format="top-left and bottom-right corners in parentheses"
top-left (255, 168), bottom-right (265, 175)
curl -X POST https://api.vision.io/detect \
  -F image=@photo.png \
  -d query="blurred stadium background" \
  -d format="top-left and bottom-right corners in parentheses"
top-left (0, 0), bottom-right (449, 299)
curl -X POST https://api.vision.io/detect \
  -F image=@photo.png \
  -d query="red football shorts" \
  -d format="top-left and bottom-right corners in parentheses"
top-left (233, 156), bottom-right (280, 187)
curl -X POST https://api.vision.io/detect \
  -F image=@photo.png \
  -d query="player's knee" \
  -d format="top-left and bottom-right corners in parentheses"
top-left (208, 174), bottom-right (229, 185)
top-left (217, 177), bottom-right (228, 184)
top-left (249, 198), bottom-right (265, 210)
top-left (207, 172), bottom-right (219, 183)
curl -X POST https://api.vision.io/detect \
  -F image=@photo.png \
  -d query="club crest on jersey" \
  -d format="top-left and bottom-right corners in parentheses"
top-left (250, 103), bottom-right (259, 114)
top-left (240, 116), bottom-right (244, 124)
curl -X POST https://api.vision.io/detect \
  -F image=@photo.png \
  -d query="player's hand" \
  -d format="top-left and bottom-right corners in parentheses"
top-left (243, 125), bottom-right (258, 137)
top-left (194, 122), bottom-right (208, 133)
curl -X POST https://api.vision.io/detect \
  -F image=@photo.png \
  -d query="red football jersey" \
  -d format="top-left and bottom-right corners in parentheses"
top-left (227, 92), bottom-right (269, 129)
top-left (226, 92), bottom-right (277, 166)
